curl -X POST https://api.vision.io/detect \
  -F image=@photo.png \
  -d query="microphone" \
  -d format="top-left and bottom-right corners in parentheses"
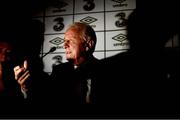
top-left (41, 47), bottom-right (56, 58)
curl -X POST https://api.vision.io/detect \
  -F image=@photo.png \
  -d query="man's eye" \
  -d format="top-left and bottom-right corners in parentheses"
top-left (64, 40), bottom-right (73, 43)
top-left (5, 51), bottom-right (11, 56)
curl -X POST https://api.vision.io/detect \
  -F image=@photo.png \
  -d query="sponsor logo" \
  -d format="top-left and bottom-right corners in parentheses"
top-left (115, 12), bottom-right (127, 27)
top-left (83, 0), bottom-right (95, 11)
top-left (49, 37), bottom-right (64, 46)
top-left (53, 17), bottom-right (64, 31)
top-left (52, 1), bottom-right (68, 13)
top-left (52, 55), bottom-right (63, 67)
top-left (112, 0), bottom-right (128, 7)
top-left (112, 33), bottom-right (128, 46)
top-left (80, 16), bottom-right (97, 24)
top-left (80, 16), bottom-right (97, 28)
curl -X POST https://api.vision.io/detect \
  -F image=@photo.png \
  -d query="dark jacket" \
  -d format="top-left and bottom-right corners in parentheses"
top-left (0, 62), bottom-right (25, 118)
top-left (49, 56), bottom-right (102, 116)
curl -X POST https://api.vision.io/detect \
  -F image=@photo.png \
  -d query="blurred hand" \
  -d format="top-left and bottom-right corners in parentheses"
top-left (14, 60), bottom-right (30, 91)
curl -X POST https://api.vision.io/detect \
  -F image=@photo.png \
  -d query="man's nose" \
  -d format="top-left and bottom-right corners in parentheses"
top-left (0, 49), bottom-right (10, 55)
top-left (63, 40), bottom-right (69, 49)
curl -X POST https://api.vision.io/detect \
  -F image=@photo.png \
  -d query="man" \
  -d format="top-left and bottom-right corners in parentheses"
top-left (13, 19), bottom-right (50, 116)
top-left (0, 39), bottom-right (17, 96)
top-left (0, 38), bottom-right (26, 117)
top-left (50, 22), bottom-right (102, 115)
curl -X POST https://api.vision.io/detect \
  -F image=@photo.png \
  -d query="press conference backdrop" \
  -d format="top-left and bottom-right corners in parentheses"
top-left (32, 0), bottom-right (178, 74)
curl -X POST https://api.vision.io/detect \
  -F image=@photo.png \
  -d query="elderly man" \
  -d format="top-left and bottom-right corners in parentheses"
top-left (50, 22), bottom-right (102, 114)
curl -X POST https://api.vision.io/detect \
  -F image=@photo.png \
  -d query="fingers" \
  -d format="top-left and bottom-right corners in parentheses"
top-left (17, 70), bottom-right (30, 86)
top-left (13, 60), bottom-right (31, 88)
top-left (14, 66), bottom-right (22, 80)
top-left (14, 60), bottom-right (28, 80)
top-left (24, 60), bottom-right (28, 69)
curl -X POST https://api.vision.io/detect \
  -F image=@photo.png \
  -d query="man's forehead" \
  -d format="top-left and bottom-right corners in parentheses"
top-left (0, 42), bottom-right (11, 48)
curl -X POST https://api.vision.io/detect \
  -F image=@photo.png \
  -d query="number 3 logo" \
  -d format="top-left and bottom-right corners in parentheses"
top-left (83, 0), bottom-right (95, 11)
top-left (115, 12), bottom-right (128, 27)
top-left (53, 17), bottom-right (65, 31)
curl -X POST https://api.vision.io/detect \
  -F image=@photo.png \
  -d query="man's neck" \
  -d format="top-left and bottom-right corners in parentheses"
top-left (68, 55), bottom-right (95, 68)
top-left (0, 62), bottom-right (5, 92)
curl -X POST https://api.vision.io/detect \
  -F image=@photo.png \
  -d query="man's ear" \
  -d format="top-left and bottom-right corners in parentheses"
top-left (85, 40), bottom-right (94, 52)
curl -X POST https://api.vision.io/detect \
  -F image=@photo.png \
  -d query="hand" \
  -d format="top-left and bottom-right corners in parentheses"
top-left (14, 60), bottom-right (30, 91)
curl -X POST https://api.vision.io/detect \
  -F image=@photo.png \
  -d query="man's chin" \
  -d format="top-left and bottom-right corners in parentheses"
top-left (67, 59), bottom-right (74, 64)
top-left (66, 58), bottom-right (73, 61)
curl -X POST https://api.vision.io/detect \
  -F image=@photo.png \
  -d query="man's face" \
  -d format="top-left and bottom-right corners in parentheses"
top-left (64, 28), bottom-right (86, 64)
top-left (0, 42), bottom-right (12, 62)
